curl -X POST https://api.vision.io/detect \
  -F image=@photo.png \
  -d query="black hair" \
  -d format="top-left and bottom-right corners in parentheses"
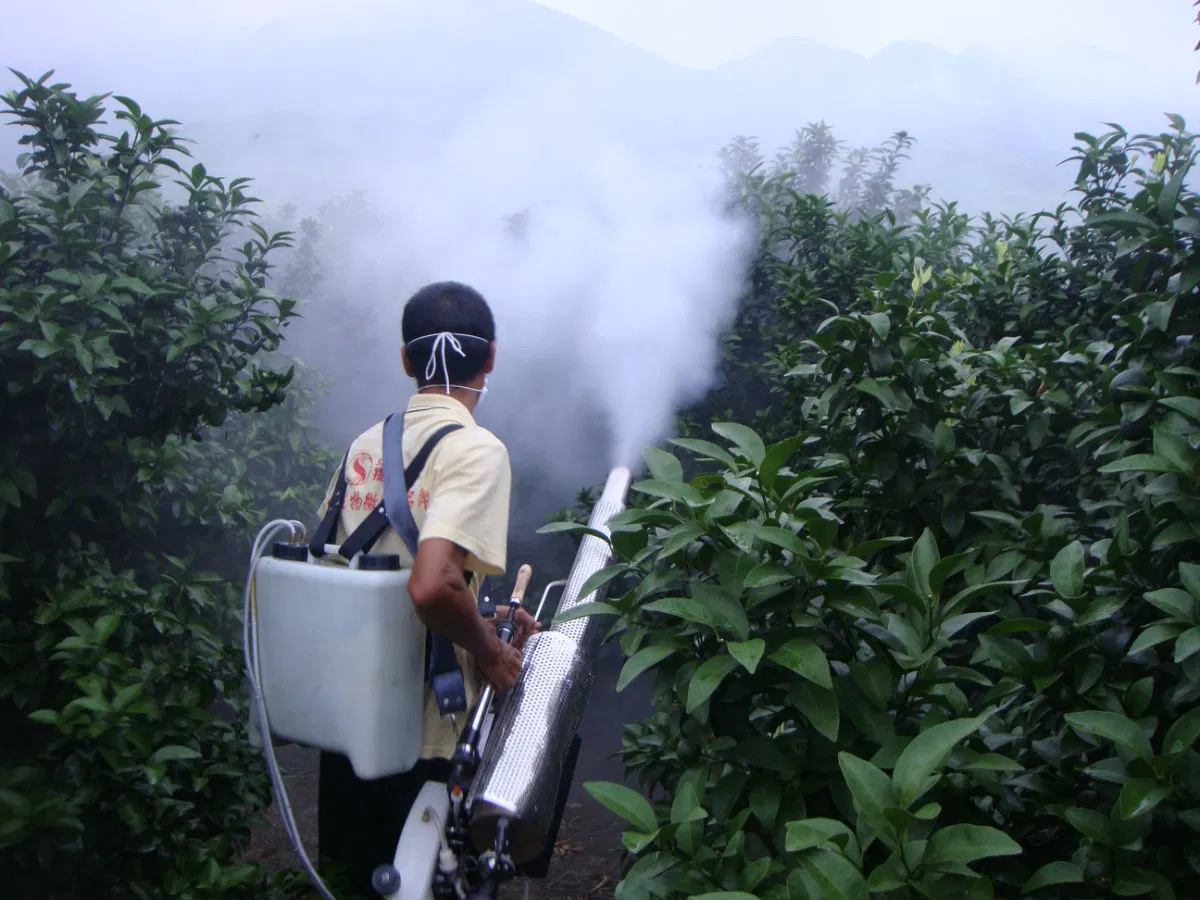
top-left (401, 281), bottom-right (496, 387)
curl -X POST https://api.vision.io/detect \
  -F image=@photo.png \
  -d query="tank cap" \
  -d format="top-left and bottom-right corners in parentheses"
top-left (272, 542), bottom-right (308, 562)
top-left (359, 553), bottom-right (401, 571)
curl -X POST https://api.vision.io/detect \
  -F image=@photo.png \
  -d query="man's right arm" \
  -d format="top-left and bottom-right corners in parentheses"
top-left (408, 536), bottom-right (522, 691)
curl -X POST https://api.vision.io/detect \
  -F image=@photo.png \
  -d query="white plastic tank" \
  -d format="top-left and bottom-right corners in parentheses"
top-left (252, 544), bottom-right (426, 779)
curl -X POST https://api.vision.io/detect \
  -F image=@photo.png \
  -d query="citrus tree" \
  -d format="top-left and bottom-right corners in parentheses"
top-left (562, 116), bottom-right (1200, 899)
top-left (0, 70), bottom-right (323, 899)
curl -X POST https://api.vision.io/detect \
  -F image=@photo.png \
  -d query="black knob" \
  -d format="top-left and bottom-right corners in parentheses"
top-left (372, 865), bottom-right (401, 896)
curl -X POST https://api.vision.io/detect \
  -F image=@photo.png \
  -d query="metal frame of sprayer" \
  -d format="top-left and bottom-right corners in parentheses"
top-left (244, 466), bottom-right (633, 900)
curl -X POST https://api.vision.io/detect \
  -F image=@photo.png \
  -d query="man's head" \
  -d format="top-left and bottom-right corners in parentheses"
top-left (401, 281), bottom-right (497, 397)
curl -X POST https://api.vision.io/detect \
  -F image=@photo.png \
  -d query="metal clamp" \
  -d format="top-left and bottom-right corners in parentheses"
top-left (534, 580), bottom-right (568, 622)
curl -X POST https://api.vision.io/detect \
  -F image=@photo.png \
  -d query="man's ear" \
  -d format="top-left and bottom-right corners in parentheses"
top-left (401, 344), bottom-right (415, 378)
top-left (484, 342), bottom-right (496, 375)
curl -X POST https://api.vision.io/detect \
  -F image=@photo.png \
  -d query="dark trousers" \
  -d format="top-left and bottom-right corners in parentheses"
top-left (318, 751), bottom-right (452, 899)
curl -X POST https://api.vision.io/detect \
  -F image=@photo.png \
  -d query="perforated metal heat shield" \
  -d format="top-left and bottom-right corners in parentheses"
top-left (467, 467), bottom-right (632, 863)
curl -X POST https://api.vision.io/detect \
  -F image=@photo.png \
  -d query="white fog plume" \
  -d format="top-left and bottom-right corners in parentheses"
top-left (286, 74), bottom-right (756, 493)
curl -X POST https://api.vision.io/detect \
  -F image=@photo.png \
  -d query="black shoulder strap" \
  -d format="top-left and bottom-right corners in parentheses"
top-left (337, 417), bottom-right (463, 560)
top-left (329, 413), bottom-right (473, 717)
top-left (309, 449), bottom-right (350, 557)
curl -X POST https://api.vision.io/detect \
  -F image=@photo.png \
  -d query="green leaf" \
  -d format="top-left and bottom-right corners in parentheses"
top-left (1163, 707), bottom-right (1200, 754)
top-left (849, 659), bottom-right (892, 710)
top-left (728, 639), bottom-right (765, 674)
top-left (93, 614), bottom-right (121, 643)
top-left (785, 818), bottom-right (855, 853)
top-left (744, 563), bottom-right (794, 589)
top-left (1159, 396), bottom-right (1200, 422)
top-left (855, 377), bottom-right (910, 412)
top-left (583, 781), bottom-right (658, 834)
top-left (1160, 162), bottom-right (1187, 218)
top-left (643, 584), bottom-right (749, 641)
top-left (658, 522), bottom-right (705, 558)
top-left (552, 601), bottom-right (620, 625)
top-left (1154, 429), bottom-right (1194, 475)
top-left (0, 478), bottom-right (20, 508)
top-left (670, 781), bottom-right (707, 824)
top-left (1125, 676), bottom-right (1154, 717)
top-left (691, 894), bottom-right (761, 900)
top-left (1064, 711), bottom-right (1153, 760)
top-left (906, 528), bottom-right (940, 597)
top-left (892, 714), bottom-right (988, 807)
top-left (760, 436), bottom-right (803, 492)
top-left (617, 644), bottom-right (677, 691)
top-left (110, 275), bottom-right (153, 295)
top-left (1022, 861), bottom-right (1084, 893)
top-left (1144, 588), bottom-right (1195, 622)
top-left (800, 847), bottom-right (869, 900)
top-left (934, 421), bottom-right (955, 458)
top-left (621, 831), bottom-right (657, 854)
top-left (670, 437), bottom-right (738, 470)
top-left (1181, 562), bottom-right (1200, 600)
top-left (575, 564), bottom-right (635, 602)
top-left (687, 655), bottom-right (740, 712)
top-left (1175, 627), bottom-right (1200, 663)
top-left (632, 478), bottom-right (706, 506)
top-left (1117, 778), bottom-right (1171, 819)
top-left (863, 311), bottom-right (891, 340)
top-left (711, 421), bottom-right (766, 467)
top-left (866, 854), bottom-right (908, 892)
top-left (956, 753), bottom-right (1024, 772)
top-left (1099, 454), bottom-right (1182, 475)
top-left (939, 611), bottom-right (997, 640)
top-left (921, 824), bottom-right (1021, 871)
top-left (794, 683), bottom-right (839, 742)
top-left (838, 752), bottom-right (895, 838)
top-left (643, 446), bottom-right (684, 482)
top-left (1050, 540), bottom-right (1085, 599)
top-left (752, 525), bottom-right (808, 556)
top-left (770, 637), bottom-right (832, 688)
top-left (1063, 807), bottom-right (1108, 842)
top-left (151, 744), bottom-right (201, 763)
top-left (1129, 622), bottom-right (1188, 655)
top-left (749, 781), bottom-right (780, 829)
top-left (536, 521), bottom-right (614, 543)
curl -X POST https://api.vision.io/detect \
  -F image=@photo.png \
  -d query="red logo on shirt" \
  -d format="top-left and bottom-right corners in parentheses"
top-left (348, 452), bottom-right (373, 486)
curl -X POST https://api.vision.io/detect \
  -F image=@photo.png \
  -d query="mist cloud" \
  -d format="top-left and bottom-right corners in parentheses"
top-left (280, 65), bottom-right (755, 499)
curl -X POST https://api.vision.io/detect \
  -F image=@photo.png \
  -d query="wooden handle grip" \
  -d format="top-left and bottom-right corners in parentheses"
top-left (510, 563), bottom-right (533, 604)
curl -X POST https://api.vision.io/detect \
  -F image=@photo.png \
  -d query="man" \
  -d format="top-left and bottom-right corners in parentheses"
top-left (313, 281), bottom-right (538, 897)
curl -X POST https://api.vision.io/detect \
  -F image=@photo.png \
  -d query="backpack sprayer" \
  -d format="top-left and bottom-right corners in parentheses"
top-left (243, 460), bottom-right (633, 900)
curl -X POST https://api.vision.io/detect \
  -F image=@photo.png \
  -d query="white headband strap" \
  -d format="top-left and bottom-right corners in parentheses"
top-left (408, 331), bottom-right (490, 393)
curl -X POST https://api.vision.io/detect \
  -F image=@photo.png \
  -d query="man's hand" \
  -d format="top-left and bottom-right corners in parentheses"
top-left (476, 636), bottom-right (523, 692)
top-left (493, 604), bottom-right (541, 649)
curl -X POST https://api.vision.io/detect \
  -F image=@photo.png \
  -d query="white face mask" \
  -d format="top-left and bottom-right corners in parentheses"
top-left (446, 377), bottom-right (487, 403)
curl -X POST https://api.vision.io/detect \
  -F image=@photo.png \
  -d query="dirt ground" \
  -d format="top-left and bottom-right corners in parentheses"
top-left (246, 641), bottom-right (651, 900)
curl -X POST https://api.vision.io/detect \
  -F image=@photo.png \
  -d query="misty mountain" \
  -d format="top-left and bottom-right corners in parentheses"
top-left (3, 0), bottom-right (1191, 218)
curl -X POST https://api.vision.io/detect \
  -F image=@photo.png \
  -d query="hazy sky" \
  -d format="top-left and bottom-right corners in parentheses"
top-left (32, 0), bottom-right (1197, 78)
top-left (533, 0), bottom-right (1198, 73)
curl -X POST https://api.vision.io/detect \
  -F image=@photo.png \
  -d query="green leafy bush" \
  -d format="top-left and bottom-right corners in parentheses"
top-left (0, 71), bottom-right (322, 898)
top-left (566, 116), bottom-right (1200, 899)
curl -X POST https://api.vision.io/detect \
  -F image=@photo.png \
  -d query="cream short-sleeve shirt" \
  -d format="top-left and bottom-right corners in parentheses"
top-left (315, 392), bottom-right (512, 759)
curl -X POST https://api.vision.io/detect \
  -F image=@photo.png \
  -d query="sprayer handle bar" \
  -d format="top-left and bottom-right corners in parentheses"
top-left (451, 563), bottom-right (534, 775)
top-left (504, 563), bottom-right (532, 613)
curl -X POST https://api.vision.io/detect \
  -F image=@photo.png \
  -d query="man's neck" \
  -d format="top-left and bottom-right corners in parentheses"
top-left (416, 385), bottom-right (480, 413)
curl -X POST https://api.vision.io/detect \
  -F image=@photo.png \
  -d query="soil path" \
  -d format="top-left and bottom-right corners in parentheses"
top-left (248, 640), bottom-right (654, 900)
